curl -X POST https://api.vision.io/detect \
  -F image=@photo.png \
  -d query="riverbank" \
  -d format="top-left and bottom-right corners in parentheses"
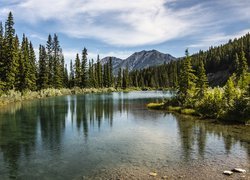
top-left (147, 102), bottom-right (249, 124)
top-left (147, 103), bottom-right (197, 116)
top-left (0, 87), bottom-right (165, 107)
top-left (0, 87), bottom-right (130, 107)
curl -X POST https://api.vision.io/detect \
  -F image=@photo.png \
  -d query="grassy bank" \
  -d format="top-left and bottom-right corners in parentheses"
top-left (0, 86), bottom-right (161, 107)
top-left (147, 103), bottom-right (198, 116)
top-left (0, 87), bottom-right (121, 107)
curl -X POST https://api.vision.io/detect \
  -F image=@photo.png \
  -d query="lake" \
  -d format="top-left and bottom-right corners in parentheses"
top-left (0, 91), bottom-right (249, 179)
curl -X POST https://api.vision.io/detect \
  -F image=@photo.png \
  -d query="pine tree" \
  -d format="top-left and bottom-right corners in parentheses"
top-left (63, 65), bottom-right (69, 88)
top-left (46, 34), bottom-right (53, 87)
top-left (237, 47), bottom-right (248, 89)
top-left (4, 12), bottom-right (17, 90)
top-left (178, 49), bottom-right (197, 105)
top-left (74, 53), bottom-right (81, 87)
top-left (69, 60), bottom-right (75, 88)
top-left (122, 66), bottom-right (129, 89)
top-left (196, 60), bottom-right (208, 97)
top-left (37, 45), bottom-right (48, 89)
top-left (52, 34), bottom-right (63, 88)
top-left (81, 47), bottom-right (88, 88)
top-left (28, 41), bottom-right (37, 90)
top-left (224, 75), bottom-right (236, 108)
top-left (0, 21), bottom-right (5, 90)
top-left (116, 68), bottom-right (122, 89)
top-left (20, 34), bottom-right (30, 91)
top-left (108, 57), bottom-right (113, 87)
top-left (96, 55), bottom-right (102, 88)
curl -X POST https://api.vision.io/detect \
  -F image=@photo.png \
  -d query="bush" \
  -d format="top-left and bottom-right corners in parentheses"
top-left (196, 88), bottom-right (224, 118)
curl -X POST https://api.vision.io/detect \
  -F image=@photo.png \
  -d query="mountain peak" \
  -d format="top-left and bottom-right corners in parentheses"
top-left (101, 50), bottom-right (176, 74)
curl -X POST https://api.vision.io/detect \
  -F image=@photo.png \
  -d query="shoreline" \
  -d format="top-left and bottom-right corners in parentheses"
top-left (0, 87), bottom-right (168, 107)
top-left (147, 102), bottom-right (249, 125)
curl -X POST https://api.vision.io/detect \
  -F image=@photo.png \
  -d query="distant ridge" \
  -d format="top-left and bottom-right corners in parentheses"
top-left (100, 50), bottom-right (176, 74)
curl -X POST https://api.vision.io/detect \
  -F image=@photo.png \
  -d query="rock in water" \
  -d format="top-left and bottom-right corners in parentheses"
top-left (223, 171), bottom-right (233, 175)
top-left (149, 172), bottom-right (157, 177)
top-left (232, 168), bottom-right (246, 173)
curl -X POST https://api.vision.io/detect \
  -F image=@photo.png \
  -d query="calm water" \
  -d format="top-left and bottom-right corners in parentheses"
top-left (0, 91), bottom-right (249, 179)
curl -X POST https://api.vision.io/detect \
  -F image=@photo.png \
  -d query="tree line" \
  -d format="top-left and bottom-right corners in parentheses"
top-left (128, 33), bottom-right (250, 88)
top-left (0, 12), bottom-right (133, 93)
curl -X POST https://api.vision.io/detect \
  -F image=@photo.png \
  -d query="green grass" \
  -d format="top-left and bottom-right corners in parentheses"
top-left (0, 87), bottom-right (119, 107)
top-left (147, 102), bottom-right (198, 116)
top-left (147, 102), bottom-right (164, 109)
top-left (166, 106), bottom-right (182, 111)
top-left (180, 108), bottom-right (197, 115)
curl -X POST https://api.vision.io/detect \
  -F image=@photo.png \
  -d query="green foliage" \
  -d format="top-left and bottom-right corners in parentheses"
top-left (196, 88), bottom-right (224, 118)
top-left (81, 47), bottom-right (88, 88)
top-left (37, 45), bottom-right (48, 90)
top-left (147, 102), bottom-right (164, 110)
top-left (196, 60), bottom-right (208, 98)
top-left (178, 49), bottom-right (197, 106)
top-left (74, 53), bottom-right (81, 87)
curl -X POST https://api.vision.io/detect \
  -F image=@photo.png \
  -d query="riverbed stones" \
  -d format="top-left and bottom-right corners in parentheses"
top-left (149, 172), bottom-right (157, 177)
top-left (232, 168), bottom-right (246, 173)
top-left (223, 170), bottom-right (233, 175)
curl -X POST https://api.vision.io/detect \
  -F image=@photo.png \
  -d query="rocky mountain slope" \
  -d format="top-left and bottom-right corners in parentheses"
top-left (100, 50), bottom-right (176, 74)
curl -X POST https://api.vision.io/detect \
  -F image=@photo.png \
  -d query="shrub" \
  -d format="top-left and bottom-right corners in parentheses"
top-left (196, 88), bottom-right (224, 118)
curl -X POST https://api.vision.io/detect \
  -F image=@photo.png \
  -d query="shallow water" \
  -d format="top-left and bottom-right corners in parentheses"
top-left (0, 91), bottom-right (249, 179)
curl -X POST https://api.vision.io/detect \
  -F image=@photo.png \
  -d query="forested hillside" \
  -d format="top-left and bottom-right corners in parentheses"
top-left (129, 33), bottom-right (250, 88)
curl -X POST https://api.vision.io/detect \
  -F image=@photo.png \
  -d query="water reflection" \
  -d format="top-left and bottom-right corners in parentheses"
top-left (0, 91), bottom-right (249, 179)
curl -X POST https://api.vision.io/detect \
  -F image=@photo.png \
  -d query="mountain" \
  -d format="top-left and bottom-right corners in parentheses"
top-left (100, 56), bottom-right (123, 71)
top-left (100, 50), bottom-right (176, 74)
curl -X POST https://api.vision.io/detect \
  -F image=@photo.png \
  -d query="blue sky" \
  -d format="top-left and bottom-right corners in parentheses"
top-left (0, 0), bottom-right (250, 65)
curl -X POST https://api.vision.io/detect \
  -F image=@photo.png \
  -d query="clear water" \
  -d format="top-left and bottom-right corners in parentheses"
top-left (0, 91), bottom-right (249, 179)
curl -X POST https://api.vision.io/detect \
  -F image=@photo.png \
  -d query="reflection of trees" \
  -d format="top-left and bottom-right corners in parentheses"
top-left (176, 114), bottom-right (250, 162)
top-left (0, 101), bottom-right (38, 178)
top-left (38, 97), bottom-right (68, 151)
top-left (176, 117), bottom-right (195, 161)
top-left (0, 93), bottom-right (250, 178)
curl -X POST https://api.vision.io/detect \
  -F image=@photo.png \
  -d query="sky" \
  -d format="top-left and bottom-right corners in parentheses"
top-left (0, 0), bottom-right (250, 65)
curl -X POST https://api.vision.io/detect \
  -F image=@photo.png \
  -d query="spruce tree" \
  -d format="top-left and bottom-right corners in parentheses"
top-left (28, 41), bottom-right (37, 90)
top-left (108, 57), bottom-right (113, 87)
top-left (196, 60), bottom-right (208, 97)
top-left (46, 34), bottom-right (53, 87)
top-left (96, 55), bottom-right (102, 88)
top-left (81, 47), bottom-right (88, 88)
top-left (116, 68), bottom-right (122, 89)
top-left (224, 75), bottom-right (236, 108)
top-left (52, 34), bottom-right (63, 88)
top-left (20, 35), bottom-right (30, 91)
top-left (122, 66), bottom-right (129, 89)
top-left (69, 60), bottom-right (75, 88)
top-left (74, 53), bottom-right (81, 87)
top-left (0, 21), bottom-right (5, 90)
top-left (237, 48), bottom-right (248, 89)
top-left (37, 45), bottom-right (48, 89)
top-left (178, 49), bottom-right (197, 105)
top-left (4, 12), bottom-right (17, 90)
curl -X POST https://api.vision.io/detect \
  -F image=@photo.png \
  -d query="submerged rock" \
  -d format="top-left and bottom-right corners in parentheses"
top-left (232, 168), bottom-right (246, 173)
top-left (149, 172), bottom-right (157, 177)
top-left (223, 170), bottom-right (233, 175)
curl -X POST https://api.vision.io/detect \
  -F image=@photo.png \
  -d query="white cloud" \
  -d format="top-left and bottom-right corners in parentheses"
top-left (0, 0), bottom-right (210, 47)
top-left (189, 29), bottom-right (250, 49)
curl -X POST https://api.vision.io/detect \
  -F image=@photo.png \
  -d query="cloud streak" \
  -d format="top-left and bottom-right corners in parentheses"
top-left (0, 0), bottom-right (211, 47)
